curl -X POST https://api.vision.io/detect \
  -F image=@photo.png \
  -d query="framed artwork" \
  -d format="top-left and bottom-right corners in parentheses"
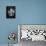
top-left (6, 6), bottom-right (16, 18)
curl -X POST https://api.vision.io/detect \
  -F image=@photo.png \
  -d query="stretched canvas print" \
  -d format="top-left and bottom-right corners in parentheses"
top-left (18, 24), bottom-right (46, 46)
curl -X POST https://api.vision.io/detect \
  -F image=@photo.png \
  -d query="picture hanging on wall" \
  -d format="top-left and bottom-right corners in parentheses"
top-left (6, 6), bottom-right (16, 18)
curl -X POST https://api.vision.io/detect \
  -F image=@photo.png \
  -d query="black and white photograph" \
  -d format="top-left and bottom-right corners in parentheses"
top-left (6, 6), bottom-right (16, 18)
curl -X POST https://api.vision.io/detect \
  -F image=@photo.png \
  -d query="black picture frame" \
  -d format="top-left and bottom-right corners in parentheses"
top-left (6, 6), bottom-right (16, 19)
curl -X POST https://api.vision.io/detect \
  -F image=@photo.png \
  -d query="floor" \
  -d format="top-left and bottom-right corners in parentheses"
top-left (0, 40), bottom-right (46, 46)
top-left (0, 44), bottom-right (18, 46)
top-left (19, 39), bottom-right (46, 46)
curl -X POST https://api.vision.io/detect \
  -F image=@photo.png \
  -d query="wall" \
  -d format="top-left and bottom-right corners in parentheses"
top-left (16, 0), bottom-right (46, 24)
